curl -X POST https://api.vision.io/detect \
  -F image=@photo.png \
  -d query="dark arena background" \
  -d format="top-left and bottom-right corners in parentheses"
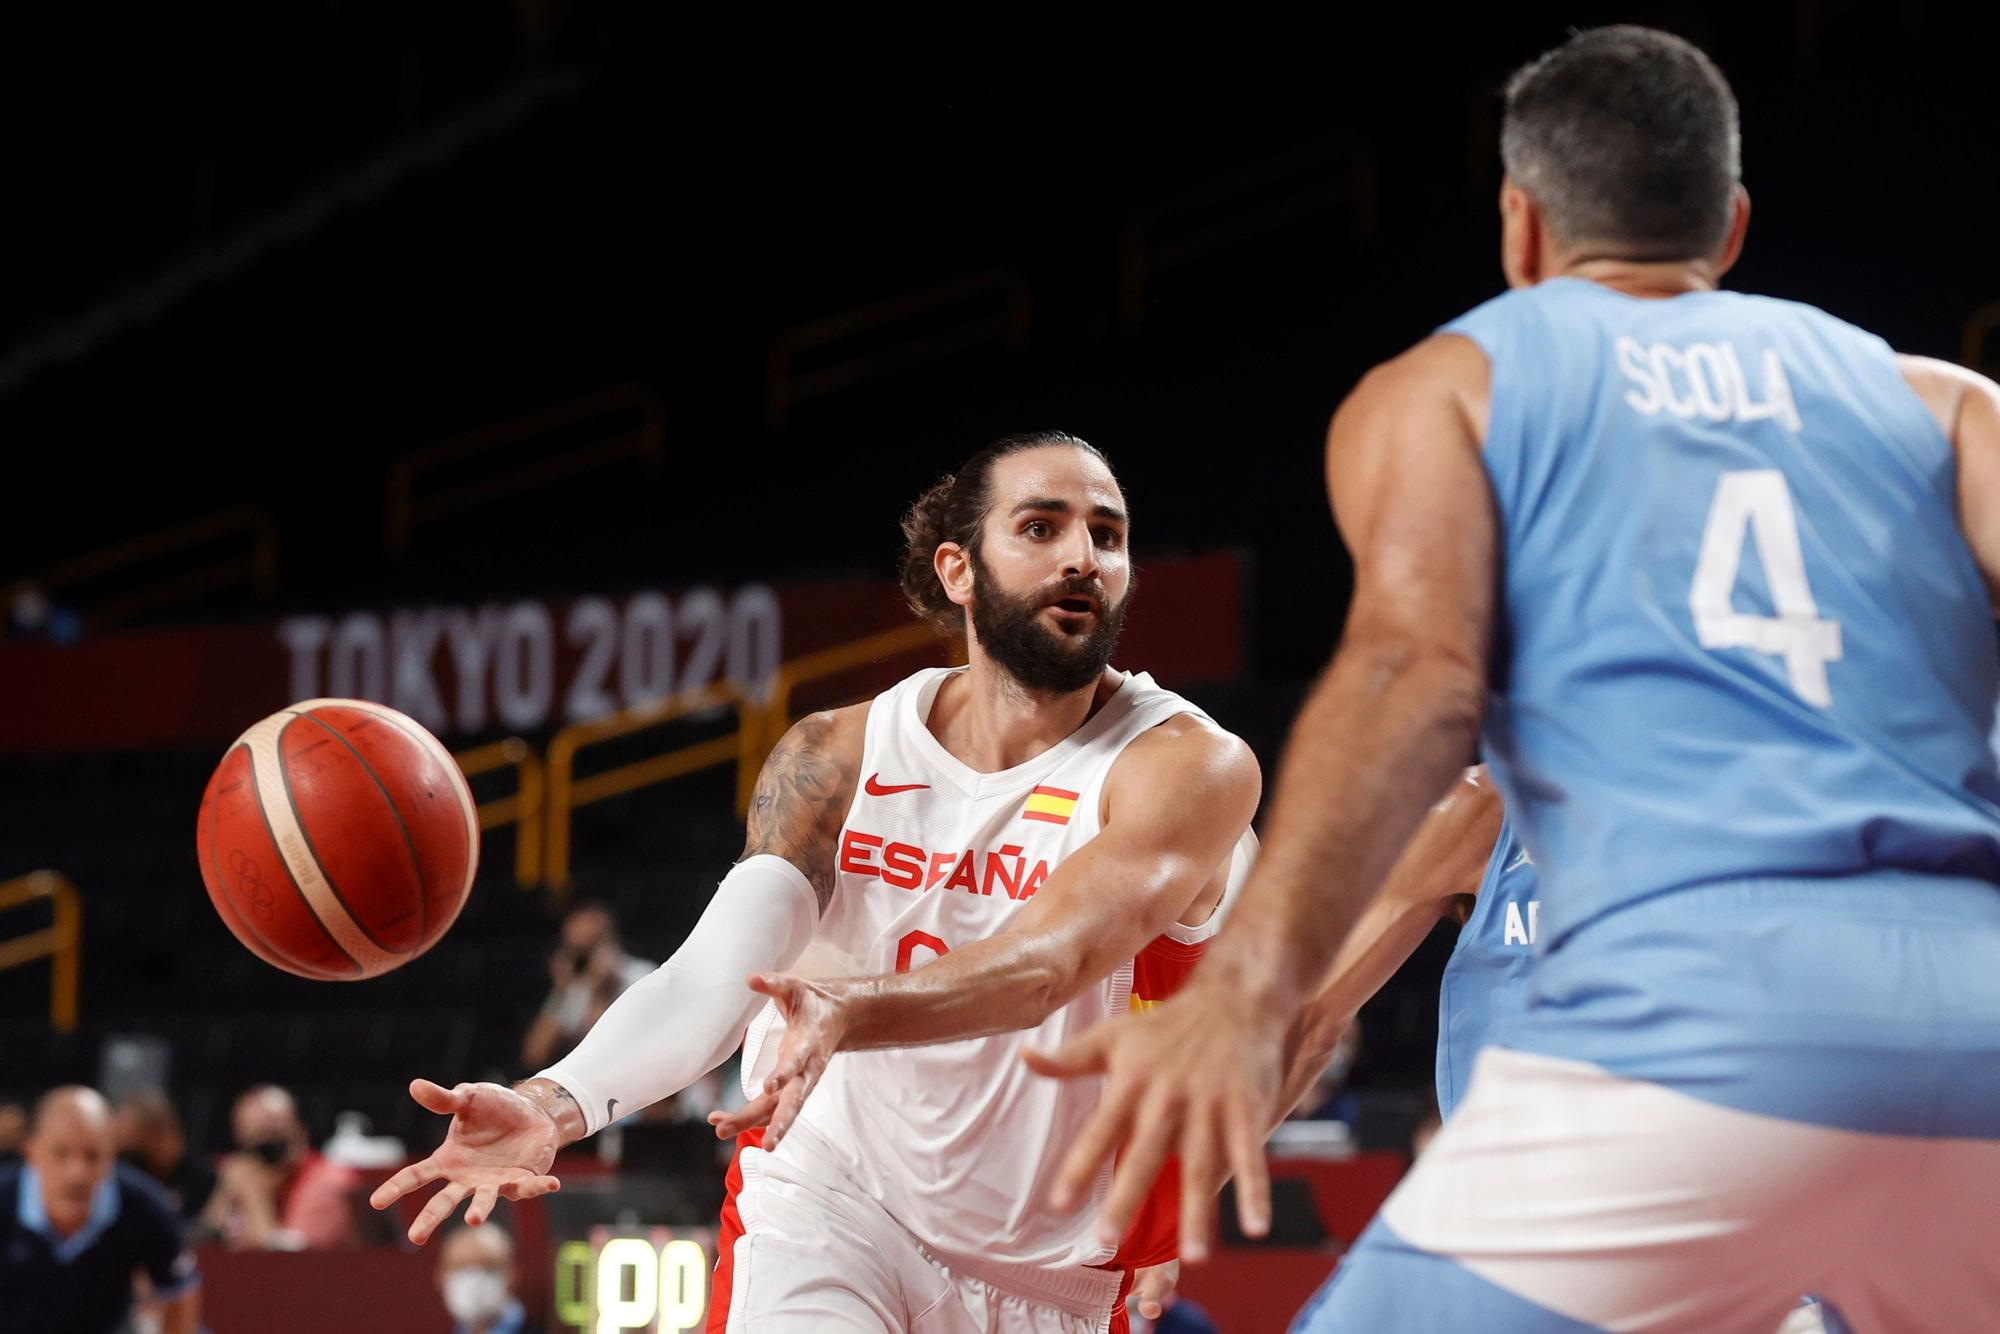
top-left (3, 5), bottom-right (1997, 1331)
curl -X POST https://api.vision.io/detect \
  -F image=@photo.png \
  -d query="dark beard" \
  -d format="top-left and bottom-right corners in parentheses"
top-left (969, 557), bottom-right (1128, 694)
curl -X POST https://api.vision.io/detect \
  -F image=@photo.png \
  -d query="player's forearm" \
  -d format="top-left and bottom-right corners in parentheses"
top-left (1296, 883), bottom-right (1452, 1046)
top-left (1275, 1005), bottom-right (1350, 1124)
top-left (537, 855), bottom-right (819, 1137)
top-left (835, 843), bottom-right (1213, 1048)
top-left (1284, 768), bottom-right (1499, 1027)
top-left (1269, 885), bottom-right (1452, 1123)
top-left (834, 931), bottom-right (1088, 1049)
top-left (1205, 630), bottom-right (1483, 1010)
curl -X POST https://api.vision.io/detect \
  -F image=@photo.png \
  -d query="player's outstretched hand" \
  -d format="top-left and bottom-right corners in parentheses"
top-left (368, 1079), bottom-right (564, 1245)
top-left (706, 972), bottom-right (849, 1149)
top-left (1024, 984), bottom-right (1283, 1264)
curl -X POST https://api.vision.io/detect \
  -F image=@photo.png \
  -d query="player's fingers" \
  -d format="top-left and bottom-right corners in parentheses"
top-left (762, 1048), bottom-right (802, 1094)
top-left (710, 1092), bottom-right (778, 1138)
top-left (1022, 1025), bottom-right (1110, 1080)
top-left (1048, 1082), bottom-right (1132, 1213)
top-left (1223, 1091), bottom-right (1271, 1240)
top-left (408, 1181), bottom-right (470, 1246)
top-left (1177, 1103), bottom-right (1223, 1264)
top-left (763, 1077), bottom-right (810, 1150)
top-left (764, 1040), bottom-right (828, 1104)
top-left (368, 1157), bottom-right (440, 1210)
top-left (1093, 1087), bottom-right (1177, 1249)
top-left (464, 1183), bottom-right (500, 1227)
top-left (501, 1174), bottom-right (562, 1201)
top-left (745, 973), bottom-right (799, 1008)
top-left (408, 1078), bottom-right (466, 1116)
top-left (1132, 1261), bottom-right (1178, 1319)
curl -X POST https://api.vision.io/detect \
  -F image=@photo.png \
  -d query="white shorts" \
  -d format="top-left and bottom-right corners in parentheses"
top-left (1297, 1046), bottom-right (2000, 1333)
top-left (722, 1140), bottom-right (1122, 1333)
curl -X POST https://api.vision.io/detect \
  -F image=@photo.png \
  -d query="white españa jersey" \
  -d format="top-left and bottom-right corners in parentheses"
top-left (740, 666), bottom-right (1256, 1286)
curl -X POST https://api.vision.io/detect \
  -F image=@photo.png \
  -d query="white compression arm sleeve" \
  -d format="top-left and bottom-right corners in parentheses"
top-left (537, 854), bottom-right (818, 1137)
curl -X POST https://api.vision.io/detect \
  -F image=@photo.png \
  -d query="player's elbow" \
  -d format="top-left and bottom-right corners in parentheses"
top-left (1017, 958), bottom-right (1082, 1026)
top-left (1342, 628), bottom-right (1485, 744)
top-left (1426, 656), bottom-right (1487, 745)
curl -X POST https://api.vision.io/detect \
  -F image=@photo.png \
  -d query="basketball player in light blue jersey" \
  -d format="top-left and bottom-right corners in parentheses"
top-left (1283, 785), bottom-right (1846, 1334)
top-left (1431, 810), bottom-right (1534, 1121)
top-left (1034, 24), bottom-right (2000, 1331)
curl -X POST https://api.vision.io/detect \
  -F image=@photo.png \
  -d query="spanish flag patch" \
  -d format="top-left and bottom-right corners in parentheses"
top-left (1022, 785), bottom-right (1080, 825)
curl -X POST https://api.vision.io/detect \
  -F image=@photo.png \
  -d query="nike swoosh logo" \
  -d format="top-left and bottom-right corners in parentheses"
top-left (605, 1098), bottom-right (620, 1123)
top-left (864, 774), bottom-right (929, 796)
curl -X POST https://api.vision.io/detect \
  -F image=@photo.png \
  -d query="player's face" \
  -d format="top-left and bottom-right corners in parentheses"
top-left (964, 446), bottom-right (1132, 693)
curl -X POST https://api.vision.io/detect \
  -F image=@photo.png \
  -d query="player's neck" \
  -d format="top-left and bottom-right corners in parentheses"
top-left (1550, 254), bottom-right (1722, 298)
top-left (929, 660), bottom-right (1119, 773)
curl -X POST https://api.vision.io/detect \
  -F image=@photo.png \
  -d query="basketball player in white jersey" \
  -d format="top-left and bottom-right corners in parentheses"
top-left (370, 431), bottom-right (1263, 1333)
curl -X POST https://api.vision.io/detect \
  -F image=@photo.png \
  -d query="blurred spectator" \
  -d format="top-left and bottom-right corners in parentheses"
top-left (437, 1223), bottom-right (526, 1334)
top-left (1286, 1020), bottom-right (1361, 1126)
top-left (201, 1085), bottom-right (361, 1250)
top-left (115, 1089), bottom-right (217, 1225)
top-left (6, 581), bottom-right (82, 644)
top-left (521, 902), bottom-right (655, 1071)
top-left (0, 1100), bottom-right (26, 1166)
top-left (0, 1086), bottom-right (199, 1334)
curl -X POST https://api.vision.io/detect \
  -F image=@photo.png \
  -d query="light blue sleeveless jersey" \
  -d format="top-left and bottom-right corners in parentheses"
top-left (1442, 278), bottom-right (2000, 946)
top-left (1434, 818), bottom-right (1537, 1120)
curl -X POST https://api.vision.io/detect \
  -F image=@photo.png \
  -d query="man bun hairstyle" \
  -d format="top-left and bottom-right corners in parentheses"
top-left (1501, 25), bottom-right (1741, 260)
top-left (900, 431), bottom-right (1110, 634)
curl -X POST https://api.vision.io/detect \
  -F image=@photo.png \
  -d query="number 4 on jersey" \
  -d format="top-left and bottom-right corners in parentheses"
top-left (1689, 469), bottom-right (1843, 707)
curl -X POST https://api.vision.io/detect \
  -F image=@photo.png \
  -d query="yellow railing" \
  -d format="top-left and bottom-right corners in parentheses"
top-left (28, 505), bottom-right (279, 631)
top-left (454, 737), bottom-right (545, 889)
top-left (0, 871), bottom-right (81, 1033)
top-left (542, 682), bottom-right (758, 895)
top-left (538, 624), bottom-right (958, 895)
top-left (736, 623), bottom-right (953, 813)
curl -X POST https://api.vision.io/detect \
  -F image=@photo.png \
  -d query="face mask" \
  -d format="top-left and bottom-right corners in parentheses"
top-left (443, 1267), bottom-right (510, 1324)
top-left (247, 1138), bottom-right (291, 1167)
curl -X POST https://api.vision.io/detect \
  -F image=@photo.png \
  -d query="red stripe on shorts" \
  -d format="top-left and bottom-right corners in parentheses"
top-left (706, 1127), bottom-right (765, 1333)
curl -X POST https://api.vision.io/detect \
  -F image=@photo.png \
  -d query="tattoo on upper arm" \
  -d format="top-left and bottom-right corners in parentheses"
top-left (742, 713), bottom-right (850, 912)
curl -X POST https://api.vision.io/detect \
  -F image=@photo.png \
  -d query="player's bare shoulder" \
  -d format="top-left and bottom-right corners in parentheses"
top-left (1104, 710), bottom-right (1261, 825)
top-left (1331, 334), bottom-right (1492, 455)
top-left (742, 702), bottom-right (869, 911)
top-left (1898, 354), bottom-right (2000, 611)
top-left (1895, 354), bottom-right (1996, 435)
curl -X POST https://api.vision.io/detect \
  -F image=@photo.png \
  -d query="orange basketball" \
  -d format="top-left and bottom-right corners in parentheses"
top-left (196, 698), bottom-right (479, 980)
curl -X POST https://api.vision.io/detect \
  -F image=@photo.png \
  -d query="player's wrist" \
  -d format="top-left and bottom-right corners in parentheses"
top-left (812, 976), bottom-right (861, 1039)
top-left (1197, 946), bottom-right (1305, 1022)
top-left (512, 1077), bottom-right (587, 1147)
top-left (793, 974), bottom-right (874, 1051)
